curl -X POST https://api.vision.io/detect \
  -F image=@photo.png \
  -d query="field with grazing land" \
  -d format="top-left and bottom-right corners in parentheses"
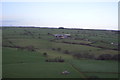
top-left (2, 27), bottom-right (119, 78)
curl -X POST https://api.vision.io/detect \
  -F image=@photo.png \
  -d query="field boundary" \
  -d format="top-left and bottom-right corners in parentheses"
top-left (82, 71), bottom-right (120, 74)
top-left (53, 40), bottom-right (118, 51)
top-left (66, 62), bottom-right (87, 79)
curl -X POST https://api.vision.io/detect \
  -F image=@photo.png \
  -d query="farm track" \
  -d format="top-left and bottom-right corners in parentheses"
top-left (82, 71), bottom-right (120, 74)
top-left (67, 62), bottom-right (88, 79)
top-left (67, 62), bottom-right (119, 79)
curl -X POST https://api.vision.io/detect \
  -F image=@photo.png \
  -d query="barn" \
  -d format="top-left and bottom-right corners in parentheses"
top-left (54, 34), bottom-right (71, 39)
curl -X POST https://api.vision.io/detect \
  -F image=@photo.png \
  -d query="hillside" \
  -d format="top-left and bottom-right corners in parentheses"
top-left (2, 27), bottom-right (119, 78)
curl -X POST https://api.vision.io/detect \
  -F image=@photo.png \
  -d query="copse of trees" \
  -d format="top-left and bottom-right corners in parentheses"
top-left (96, 54), bottom-right (112, 60)
top-left (45, 56), bottom-right (65, 62)
top-left (16, 45), bottom-right (36, 52)
top-left (51, 48), bottom-right (62, 51)
top-left (58, 27), bottom-right (64, 29)
top-left (72, 52), bottom-right (120, 61)
top-left (96, 54), bottom-right (120, 61)
top-left (73, 53), bottom-right (95, 59)
top-left (112, 54), bottom-right (120, 60)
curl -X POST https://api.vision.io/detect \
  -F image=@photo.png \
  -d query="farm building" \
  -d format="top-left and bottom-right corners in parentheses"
top-left (54, 34), bottom-right (71, 39)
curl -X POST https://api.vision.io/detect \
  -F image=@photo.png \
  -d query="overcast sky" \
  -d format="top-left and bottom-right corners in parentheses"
top-left (1, 0), bottom-right (118, 30)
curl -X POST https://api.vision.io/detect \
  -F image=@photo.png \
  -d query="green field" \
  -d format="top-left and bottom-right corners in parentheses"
top-left (2, 27), bottom-right (119, 78)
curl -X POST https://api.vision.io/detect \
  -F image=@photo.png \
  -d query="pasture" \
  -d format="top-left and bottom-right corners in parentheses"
top-left (2, 27), bottom-right (119, 78)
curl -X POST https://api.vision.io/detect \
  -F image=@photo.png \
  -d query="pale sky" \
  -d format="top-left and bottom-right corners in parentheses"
top-left (1, 0), bottom-right (119, 30)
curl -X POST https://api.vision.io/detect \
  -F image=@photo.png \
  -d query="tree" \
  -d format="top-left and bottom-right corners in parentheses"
top-left (52, 48), bottom-right (56, 50)
top-left (112, 54), bottom-right (120, 60)
top-left (57, 48), bottom-right (61, 51)
top-left (73, 53), bottom-right (82, 59)
top-left (45, 56), bottom-right (65, 62)
top-left (25, 46), bottom-right (35, 51)
top-left (38, 36), bottom-right (41, 39)
top-left (73, 53), bottom-right (95, 59)
top-left (64, 50), bottom-right (70, 54)
top-left (96, 54), bottom-right (112, 60)
top-left (43, 52), bottom-right (48, 57)
top-left (58, 27), bottom-right (64, 29)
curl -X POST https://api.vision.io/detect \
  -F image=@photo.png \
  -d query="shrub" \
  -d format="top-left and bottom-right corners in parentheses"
top-left (52, 48), bottom-right (56, 50)
top-left (25, 46), bottom-right (36, 51)
top-left (73, 53), bottom-right (95, 59)
top-left (57, 48), bottom-right (61, 51)
top-left (43, 52), bottom-right (47, 57)
top-left (96, 54), bottom-right (112, 60)
top-left (47, 33), bottom-right (52, 35)
top-left (16, 47), bottom-right (24, 50)
top-left (58, 27), bottom-right (64, 29)
top-left (64, 50), bottom-right (70, 54)
top-left (73, 53), bottom-right (82, 59)
top-left (82, 53), bottom-right (95, 59)
top-left (38, 37), bottom-right (41, 39)
top-left (112, 54), bottom-right (120, 60)
top-left (8, 41), bottom-right (12, 44)
top-left (45, 56), bottom-right (65, 62)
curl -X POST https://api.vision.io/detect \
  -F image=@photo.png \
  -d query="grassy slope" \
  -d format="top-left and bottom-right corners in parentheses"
top-left (3, 47), bottom-right (119, 78)
top-left (0, 29), bottom-right (2, 78)
top-left (2, 27), bottom-right (119, 78)
top-left (7, 38), bottom-right (118, 57)
top-left (70, 59), bottom-right (118, 73)
top-left (2, 47), bottom-right (81, 78)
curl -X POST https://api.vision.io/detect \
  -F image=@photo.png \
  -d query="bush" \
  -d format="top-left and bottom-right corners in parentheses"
top-left (64, 50), bottom-right (70, 54)
top-left (45, 56), bottom-right (65, 62)
top-left (47, 33), bottom-right (52, 35)
top-left (57, 48), bottom-right (61, 51)
top-left (52, 48), bottom-right (56, 50)
top-left (83, 53), bottom-right (95, 59)
top-left (73, 53), bottom-right (82, 59)
top-left (96, 54), bottom-right (112, 60)
top-left (43, 52), bottom-right (47, 57)
top-left (17, 46), bottom-right (25, 50)
top-left (25, 46), bottom-right (36, 51)
top-left (58, 27), bottom-right (64, 29)
top-left (73, 53), bottom-right (95, 59)
top-left (38, 37), bottom-right (41, 39)
top-left (112, 54), bottom-right (120, 60)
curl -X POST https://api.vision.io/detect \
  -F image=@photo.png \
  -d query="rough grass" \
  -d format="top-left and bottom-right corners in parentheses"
top-left (85, 73), bottom-right (118, 78)
top-left (70, 59), bottom-right (118, 73)
top-left (68, 59), bottom-right (119, 78)
top-left (2, 27), bottom-right (119, 78)
top-left (3, 63), bottom-right (81, 78)
top-left (2, 47), bottom-right (81, 78)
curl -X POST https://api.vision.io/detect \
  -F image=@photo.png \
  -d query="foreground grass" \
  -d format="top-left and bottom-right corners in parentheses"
top-left (2, 47), bottom-right (81, 78)
top-left (2, 27), bottom-right (119, 78)
top-left (3, 47), bottom-right (119, 78)
top-left (69, 59), bottom-right (119, 78)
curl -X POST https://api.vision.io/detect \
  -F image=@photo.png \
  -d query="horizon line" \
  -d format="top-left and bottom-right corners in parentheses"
top-left (1, 25), bottom-right (119, 31)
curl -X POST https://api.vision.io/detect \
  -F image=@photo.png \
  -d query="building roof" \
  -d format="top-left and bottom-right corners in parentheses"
top-left (54, 34), bottom-right (70, 36)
